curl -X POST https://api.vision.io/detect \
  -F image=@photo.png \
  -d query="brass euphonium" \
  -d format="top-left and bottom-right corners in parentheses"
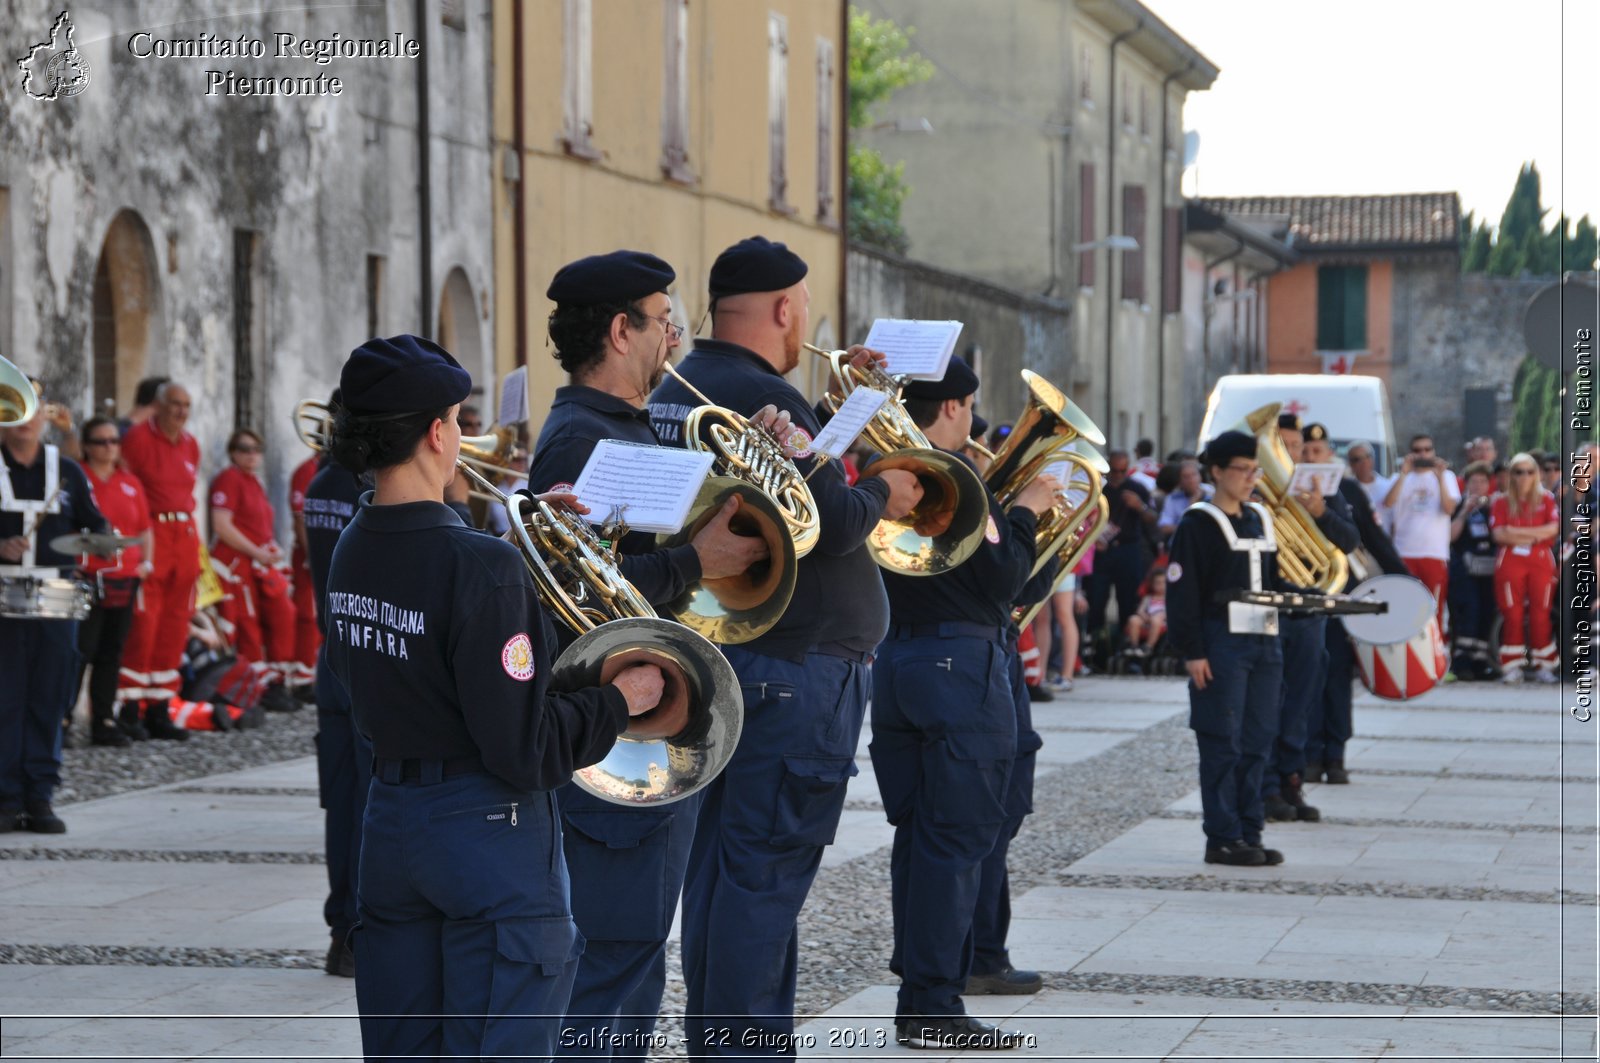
top-left (1011, 454), bottom-right (1111, 630)
top-left (300, 400), bottom-right (742, 806)
top-left (651, 363), bottom-right (805, 645)
top-left (0, 354), bottom-right (40, 426)
top-left (983, 371), bottom-right (1109, 581)
top-left (804, 343), bottom-right (989, 576)
top-left (1233, 401), bottom-right (1349, 593)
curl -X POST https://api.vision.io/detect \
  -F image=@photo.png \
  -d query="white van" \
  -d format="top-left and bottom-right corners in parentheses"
top-left (1197, 374), bottom-right (1400, 475)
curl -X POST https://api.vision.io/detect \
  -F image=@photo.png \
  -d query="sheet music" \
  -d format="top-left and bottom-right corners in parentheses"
top-left (1287, 462), bottom-right (1344, 497)
top-left (498, 365), bottom-right (529, 427)
top-left (571, 440), bottom-right (714, 534)
top-left (810, 388), bottom-right (890, 459)
top-left (862, 319), bottom-right (964, 379)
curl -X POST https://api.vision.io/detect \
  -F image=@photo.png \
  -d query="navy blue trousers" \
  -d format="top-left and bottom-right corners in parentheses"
top-left (1265, 613), bottom-right (1327, 797)
top-left (679, 646), bottom-right (869, 1057)
top-left (970, 636), bottom-right (1038, 979)
top-left (314, 646), bottom-right (370, 942)
top-left (1189, 621), bottom-right (1282, 846)
top-left (355, 772), bottom-right (581, 1062)
top-left (557, 784), bottom-right (700, 1060)
top-left (0, 616), bottom-right (78, 809)
top-left (871, 633), bottom-right (1015, 1019)
top-left (1306, 618), bottom-right (1355, 766)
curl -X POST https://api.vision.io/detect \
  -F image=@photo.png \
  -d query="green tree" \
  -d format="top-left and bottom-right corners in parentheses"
top-left (1510, 358), bottom-right (1555, 453)
top-left (1571, 217), bottom-right (1599, 272)
top-left (1463, 162), bottom-right (1596, 277)
top-left (846, 7), bottom-right (934, 254)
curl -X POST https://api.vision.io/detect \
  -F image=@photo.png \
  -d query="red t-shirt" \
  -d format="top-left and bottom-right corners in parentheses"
top-left (1489, 490), bottom-right (1559, 559)
top-left (120, 418), bottom-right (200, 514)
top-left (289, 456), bottom-right (318, 516)
top-left (211, 465), bottom-right (276, 545)
top-left (83, 467), bottom-right (151, 576)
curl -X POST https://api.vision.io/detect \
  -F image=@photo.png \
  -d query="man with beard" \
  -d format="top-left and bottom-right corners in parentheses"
top-left (648, 236), bottom-right (922, 1056)
top-left (524, 250), bottom-right (771, 1059)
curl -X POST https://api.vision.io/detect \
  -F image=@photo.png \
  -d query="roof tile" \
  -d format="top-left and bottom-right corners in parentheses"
top-left (1194, 193), bottom-right (1460, 250)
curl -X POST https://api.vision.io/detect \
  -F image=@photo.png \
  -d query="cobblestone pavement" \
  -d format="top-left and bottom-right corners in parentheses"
top-left (2, 677), bottom-right (1595, 1061)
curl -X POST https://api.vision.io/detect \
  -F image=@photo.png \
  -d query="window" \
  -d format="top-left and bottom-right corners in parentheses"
top-left (768, 12), bottom-right (791, 212)
top-left (1316, 265), bottom-right (1368, 350)
top-left (562, 0), bottom-right (597, 159)
top-left (1162, 206), bottom-right (1181, 313)
top-left (1138, 83), bottom-right (1148, 137)
top-left (1121, 183), bottom-right (1146, 302)
top-left (1079, 45), bottom-right (1092, 104)
top-left (815, 37), bottom-right (836, 221)
top-left (1078, 163), bottom-right (1096, 288)
top-left (366, 255), bottom-right (384, 338)
top-left (1120, 73), bottom-right (1130, 127)
top-left (661, 0), bottom-right (691, 182)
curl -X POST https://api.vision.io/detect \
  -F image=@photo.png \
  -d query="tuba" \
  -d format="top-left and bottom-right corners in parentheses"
top-left (0, 355), bottom-right (40, 427)
top-left (1233, 402), bottom-right (1349, 593)
top-left (983, 371), bottom-right (1108, 581)
top-left (301, 398), bottom-right (742, 806)
top-left (805, 344), bottom-right (989, 576)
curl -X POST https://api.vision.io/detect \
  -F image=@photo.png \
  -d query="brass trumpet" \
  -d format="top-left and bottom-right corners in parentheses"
top-left (0, 354), bottom-right (40, 427)
top-left (804, 344), bottom-right (988, 576)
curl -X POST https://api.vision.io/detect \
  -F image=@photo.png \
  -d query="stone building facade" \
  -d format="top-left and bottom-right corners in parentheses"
top-left (0, 0), bottom-right (495, 536)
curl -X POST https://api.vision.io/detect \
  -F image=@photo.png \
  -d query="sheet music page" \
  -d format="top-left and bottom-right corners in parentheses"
top-left (570, 440), bottom-right (715, 534)
top-left (1287, 462), bottom-right (1344, 497)
top-left (862, 319), bottom-right (964, 379)
top-left (810, 388), bottom-right (890, 459)
top-left (498, 365), bottom-right (529, 427)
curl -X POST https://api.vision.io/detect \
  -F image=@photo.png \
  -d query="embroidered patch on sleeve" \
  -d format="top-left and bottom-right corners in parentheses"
top-left (1167, 562), bottom-right (1183, 583)
top-left (501, 633), bottom-right (536, 681)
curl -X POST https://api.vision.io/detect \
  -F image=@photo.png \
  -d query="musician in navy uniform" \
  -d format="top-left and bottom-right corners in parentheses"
top-left (0, 391), bottom-right (107, 834)
top-left (648, 236), bottom-right (923, 1056)
top-left (1167, 430), bottom-right (1310, 866)
top-left (301, 388), bottom-right (369, 978)
top-left (527, 251), bottom-right (770, 1059)
top-left (1261, 415), bottom-right (1358, 824)
top-left (323, 336), bottom-right (666, 1061)
top-left (870, 357), bottom-right (1058, 1050)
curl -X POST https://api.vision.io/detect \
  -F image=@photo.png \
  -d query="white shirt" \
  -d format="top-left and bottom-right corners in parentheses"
top-left (1358, 474), bottom-right (1394, 533)
top-left (1388, 471), bottom-right (1460, 561)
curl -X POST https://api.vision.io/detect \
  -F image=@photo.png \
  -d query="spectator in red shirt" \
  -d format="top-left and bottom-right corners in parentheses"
top-left (210, 428), bottom-right (297, 710)
top-left (76, 416), bottom-right (154, 746)
top-left (1491, 452), bottom-right (1560, 683)
top-left (118, 382), bottom-right (201, 741)
top-left (288, 448), bottom-right (322, 694)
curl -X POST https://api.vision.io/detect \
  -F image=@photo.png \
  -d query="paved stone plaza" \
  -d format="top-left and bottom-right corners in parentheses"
top-left (2, 676), bottom-right (1594, 1061)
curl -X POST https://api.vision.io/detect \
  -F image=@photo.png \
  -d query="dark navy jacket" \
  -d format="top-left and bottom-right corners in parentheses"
top-left (648, 338), bottom-right (892, 660)
top-left (0, 445), bottom-right (106, 572)
top-left (1339, 477), bottom-right (1407, 584)
top-left (526, 384), bottom-right (701, 609)
top-left (303, 458), bottom-right (364, 632)
top-left (1166, 503), bottom-right (1307, 662)
top-left (884, 450), bottom-right (1039, 630)
top-left (324, 496), bottom-right (627, 792)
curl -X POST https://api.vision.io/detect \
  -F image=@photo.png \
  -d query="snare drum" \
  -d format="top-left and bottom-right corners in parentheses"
top-left (0, 574), bottom-right (93, 621)
top-left (1342, 574), bottom-right (1447, 701)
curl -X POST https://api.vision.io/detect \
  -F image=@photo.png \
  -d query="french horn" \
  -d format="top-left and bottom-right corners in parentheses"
top-left (805, 344), bottom-right (989, 576)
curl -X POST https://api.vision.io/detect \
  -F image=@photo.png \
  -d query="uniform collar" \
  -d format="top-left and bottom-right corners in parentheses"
top-left (552, 384), bottom-right (653, 424)
top-left (688, 338), bottom-right (786, 379)
top-left (353, 494), bottom-right (467, 532)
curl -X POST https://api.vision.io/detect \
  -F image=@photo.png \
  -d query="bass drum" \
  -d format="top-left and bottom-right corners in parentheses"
top-left (1342, 575), bottom-right (1447, 701)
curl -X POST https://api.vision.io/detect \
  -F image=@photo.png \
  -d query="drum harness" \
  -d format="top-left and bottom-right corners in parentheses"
top-left (1190, 500), bottom-right (1281, 638)
top-left (0, 443), bottom-right (62, 575)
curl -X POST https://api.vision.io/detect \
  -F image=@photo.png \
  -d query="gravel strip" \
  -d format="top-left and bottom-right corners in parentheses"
top-left (0, 943), bottom-right (324, 970)
top-left (1355, 733), bottom-right (1560, 745)
top-left (1358, 699), bottom-right (1555, 716)
top-left (0, 847), bottom-right (323, 864)
top-left (1154, 810), bottom-right (1581, 835)
top-left (1048, 872), bottom-right (1594, 907)
top-left (55, 710), bottom-right (318, 806)
top-left (1349, 767), bottom-right (1597, 784)
top-left (170, 785), bottom-right (321, 797)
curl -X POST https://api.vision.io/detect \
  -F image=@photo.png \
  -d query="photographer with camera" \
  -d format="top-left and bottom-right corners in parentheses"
top-left (1383, 434), bottom-right (1460, 629)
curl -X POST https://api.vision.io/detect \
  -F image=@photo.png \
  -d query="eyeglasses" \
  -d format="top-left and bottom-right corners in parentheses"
top-left (1225, 464), bottom-right (1265, 480)
top-left (646, 315), bottom-right (684, 342)
top-left (85, 437), bottom-right (120, 447)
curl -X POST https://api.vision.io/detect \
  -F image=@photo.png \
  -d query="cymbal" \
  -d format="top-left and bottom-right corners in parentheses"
top-left (50, 532), bottom-right (139, 557)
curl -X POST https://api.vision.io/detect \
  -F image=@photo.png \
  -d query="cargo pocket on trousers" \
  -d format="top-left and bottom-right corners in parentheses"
top-left (927, 731), bottom-right (1015, 826)
top-left (771, 754), bottom-right (856, 848)
top-left (562, 809), bottom-right (674, 940)
top-left (494, 915), bottom-right (583, 978)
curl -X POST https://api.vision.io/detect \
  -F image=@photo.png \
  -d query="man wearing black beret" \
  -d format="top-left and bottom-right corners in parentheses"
top-left (648, 236), bottom-right (924, 1057)
top-left (526, 250), bottom-right (771, 1054)
top-left (871, 357), bottom-right (1059, 1048)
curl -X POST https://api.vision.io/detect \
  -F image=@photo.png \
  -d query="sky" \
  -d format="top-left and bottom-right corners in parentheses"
top-left (1152, 0), bottom-right (1598, 233)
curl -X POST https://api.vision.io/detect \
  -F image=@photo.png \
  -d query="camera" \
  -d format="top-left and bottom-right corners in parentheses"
top-left (1412, 456), bottom-right (1435, 469)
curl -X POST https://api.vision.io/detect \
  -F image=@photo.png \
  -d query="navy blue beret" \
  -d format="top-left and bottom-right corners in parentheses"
top-left (969, 412), bottom-right (989, 440)
top-left (547, 250), bottom-right (676, 306)
top-left (1202, 429), bottom-right (1258, 468)
top-left (340, 335), bottom-right (472, 414)
top-left (902, 356), bottom-right (979, 402)
top-left (708, 236), bottom-right (808, 299)
top-left (1277, 411), bottom-right (1302, 432)
top-left (1303, 421), bottom-right (1329, 443)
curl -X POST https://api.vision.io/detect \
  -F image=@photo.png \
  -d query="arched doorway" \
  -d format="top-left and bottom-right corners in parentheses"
top-left (91, 211), bottom-right (162, 418)
top-left (437, 265), bottom-right (483, 383)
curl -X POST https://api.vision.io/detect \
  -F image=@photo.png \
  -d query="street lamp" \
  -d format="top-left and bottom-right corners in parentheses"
top-left (1071, 234), bottom-right (1138, 254)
